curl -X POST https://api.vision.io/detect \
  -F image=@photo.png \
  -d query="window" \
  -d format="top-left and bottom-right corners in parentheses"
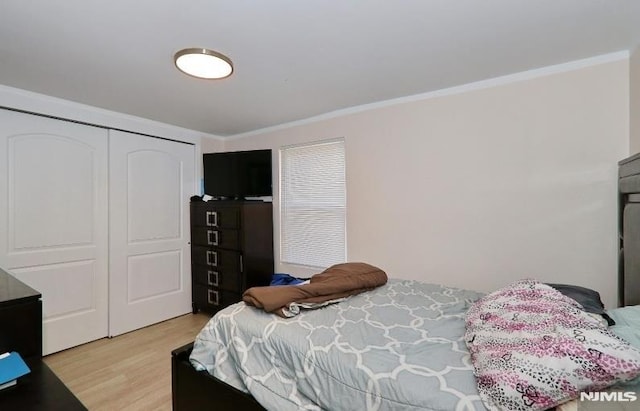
top-left (280, 139), bottom-right (346, 268)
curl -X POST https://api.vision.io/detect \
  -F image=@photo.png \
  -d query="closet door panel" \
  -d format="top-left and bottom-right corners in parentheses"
top-left (11, 135), bottom-right (95, 249)
top-left (127, 150), bottom-right (181, 241)
top-left (0, 109), bottom-right (109, 355)
top-left (109, 130), bottom-right (194, 336)
top-left (127, 250), bottom-right (181, 301)
top-left (11, 261), bottom-right (96, 318)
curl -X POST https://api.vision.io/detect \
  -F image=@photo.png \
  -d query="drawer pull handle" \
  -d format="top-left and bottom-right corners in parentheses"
top-left (207, 270), bottom-right (219, 287)
top-left (207, 230), bottom-right (219, 246)
top-left (206, 211), bottom-right (218, 227)
top-left (206, 250), bottom-right (218, 266)
top-left (208, 289), bottom-right (219, 306)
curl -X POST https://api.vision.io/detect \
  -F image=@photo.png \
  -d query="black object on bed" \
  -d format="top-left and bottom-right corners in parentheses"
top-left (545, 283), bottom-right (615, 326)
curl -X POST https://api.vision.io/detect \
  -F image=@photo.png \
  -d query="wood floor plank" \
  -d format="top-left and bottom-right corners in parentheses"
top-left (43, 313), bottom-right (211, 410)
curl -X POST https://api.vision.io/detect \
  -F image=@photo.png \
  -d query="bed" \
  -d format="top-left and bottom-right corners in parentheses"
top-left (172, 276), bottom-right (640, 411)
top-left (173, 278), bottom-right (484, 410)
top-left (171, 155), bottom-right (640, 411)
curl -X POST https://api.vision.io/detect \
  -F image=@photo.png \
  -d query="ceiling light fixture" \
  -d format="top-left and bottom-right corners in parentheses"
top-left (174, 48), bottom-right (233, 80)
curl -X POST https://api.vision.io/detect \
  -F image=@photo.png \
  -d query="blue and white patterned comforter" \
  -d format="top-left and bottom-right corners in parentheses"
top-left (190, 279), bottom-right (488, 411)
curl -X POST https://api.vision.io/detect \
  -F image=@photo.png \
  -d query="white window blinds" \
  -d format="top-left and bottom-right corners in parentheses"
top-left (280, 139), bottom-right (346, 268)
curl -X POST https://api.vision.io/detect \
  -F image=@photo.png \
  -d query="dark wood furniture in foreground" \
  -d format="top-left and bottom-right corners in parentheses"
top-left (190, 200), bottom-right (274, 314)
top-left (0, 267), bottom-right (86, 410)
top-left (0, 268), bottom-right (42, 359)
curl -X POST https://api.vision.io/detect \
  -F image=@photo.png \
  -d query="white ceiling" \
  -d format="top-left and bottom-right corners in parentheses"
top-left (1, 0), bottom-right (639, 138)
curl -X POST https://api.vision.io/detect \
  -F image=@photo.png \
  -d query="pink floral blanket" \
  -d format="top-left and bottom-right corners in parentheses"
top-left (465, 279), bottom-right (640, 411)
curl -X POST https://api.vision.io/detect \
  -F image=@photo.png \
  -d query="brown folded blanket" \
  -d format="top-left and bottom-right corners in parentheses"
top-left (243, 262), bottom-right (387, 317)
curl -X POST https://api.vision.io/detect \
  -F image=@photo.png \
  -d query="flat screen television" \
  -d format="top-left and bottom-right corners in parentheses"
top-left (203, 149), bottom-right (272, 199)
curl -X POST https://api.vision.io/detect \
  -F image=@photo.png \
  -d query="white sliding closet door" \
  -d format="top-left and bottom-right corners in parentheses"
top-left (0, 109), bottom-right (109, 355)
top-left (108, 130), bottom-right (195, 336)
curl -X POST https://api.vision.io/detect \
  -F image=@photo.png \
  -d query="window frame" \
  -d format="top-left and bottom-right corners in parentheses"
top-left (278, 138), bottom-right (346, 269)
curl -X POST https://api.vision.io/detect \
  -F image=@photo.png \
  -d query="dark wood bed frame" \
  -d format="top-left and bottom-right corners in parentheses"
top-left (171, 154), bottom-right (640, 411)
top-left (171, 342), bottom-right (265, 411)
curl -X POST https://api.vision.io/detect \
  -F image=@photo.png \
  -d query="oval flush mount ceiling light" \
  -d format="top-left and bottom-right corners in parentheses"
top-left (174, 48), bottom-right (234, 79)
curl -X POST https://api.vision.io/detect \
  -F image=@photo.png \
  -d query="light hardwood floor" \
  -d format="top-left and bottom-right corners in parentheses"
top-left (43, 312), bottom-right (211, 411)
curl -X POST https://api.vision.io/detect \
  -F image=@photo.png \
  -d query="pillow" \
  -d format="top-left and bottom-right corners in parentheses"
top-left (465, 279), bottom-right (640, 411)
top-left (546, 283), bottom-right (615, 326)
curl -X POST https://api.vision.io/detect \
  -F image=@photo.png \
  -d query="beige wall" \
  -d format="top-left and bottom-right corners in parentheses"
top-left (222, 58), bottom-right (630, 308)
top-left (201, 135), bottom-right (224, 153)
top-left (631, 48), bottom-right (640, 154)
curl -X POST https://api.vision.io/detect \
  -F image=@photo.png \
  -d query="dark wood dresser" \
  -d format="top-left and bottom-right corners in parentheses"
top-left (0, 267), bottom-right (86, 410)
top-left (619, 153), bottom-right (640, 307)
top-left (190, 200), bottom-right (274, 314)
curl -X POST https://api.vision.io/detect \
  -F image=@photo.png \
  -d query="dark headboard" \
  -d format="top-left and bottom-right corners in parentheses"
top-left (618, 153), bottom-right (640, 306)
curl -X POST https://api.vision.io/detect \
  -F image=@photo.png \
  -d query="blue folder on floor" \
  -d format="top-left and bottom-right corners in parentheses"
top-left (0, 352), bottom-right (30, 389)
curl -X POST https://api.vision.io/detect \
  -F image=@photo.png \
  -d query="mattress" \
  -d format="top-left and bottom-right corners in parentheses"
top-left (189, 279), bottom-right (488, 411)
top-left (607, 305), bottom-right (640, 389)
